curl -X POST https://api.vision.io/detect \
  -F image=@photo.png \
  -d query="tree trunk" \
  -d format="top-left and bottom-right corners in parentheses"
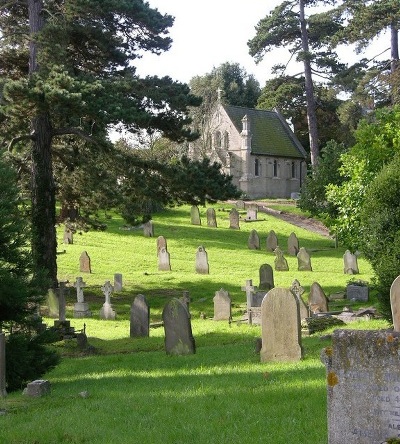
top-left (299, 0), bottom-right (319, 167)
top-left (391, 23), bottom-right (399, 74)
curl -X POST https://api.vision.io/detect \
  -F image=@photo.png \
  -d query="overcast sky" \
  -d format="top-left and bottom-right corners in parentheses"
top-left (135, 1), bottom-right (389, 87)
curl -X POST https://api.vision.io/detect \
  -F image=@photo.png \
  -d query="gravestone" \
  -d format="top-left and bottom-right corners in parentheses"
top-left (241, 279), bottom-right (265, 325)
top-left (322, 329), bottom-right (400, 444)
top-left (46, 288), bottom-right (59, 318)
top-left (390, 275), bottom-right (400, 331)
top-left (130, 294), bottom-right (150, 338)
top-left (343, 250), bottom-right (359, 274)
top-left (73, 276), bottom-right (91, 318)
top-left (241, 279), bottom-right (256, 310)
top-left (206, 208), bottom-right (217, 228)
top-left (266, 230), bottom-right (278, 252)
top-left (180, 290), bottom-right (191, 313)
top-left (158, 247), bottom-right (171, 271)
top-left (290, 279), bottom-right (309, 320)
top-left (79, 251), bottom-right (91, 273)
top-left (260, 288), bottom-right (302, 362)
top-left (236, 200), bottom-right (245, 210)
top-left (23, 380), bottom-right (51, 397)
top-left (213, 288), bottom-right (231, 321)
top-left (162, 298), bottom-right (196, 355)
top-left (248, 229), bottom-right (260, 250)
top-left (190, 205), bottom-right (201, 225)
top-left (287, 232), bottom-right (299, 256)
top-left (308, 282), bottom-right (329, 313)
top-left (143, 220), bottom-right (154, 237)
top-left (274, 246), bottom-right (289, 271)
top-left (57, 281), bottom-right (68, 322)
top-left (258, 264), bottom-right (274, 291)
top-left (156, 236), bottom-right (167, 255)
top-left (347, 283), bottom-right (368, 302)
top-left (0, 333), bottom-right (6, 398)
top-left (229, 208), bottom-right (240, 229)
top-left (99, 281), bottom-right (116, 320)
top-left (63, 226), bottom-right (73, 244)
top-left (297, 247), bottom-right (312, 271)
top-left (195, 246), bottom-right (209, 274)
top-left (114, 273), bottom-right (123, 292)
top-left (246, 206), bottom-right (258, 221)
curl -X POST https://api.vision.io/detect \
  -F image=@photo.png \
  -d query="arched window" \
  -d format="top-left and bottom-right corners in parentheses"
top-left (214, 131), bottom-right (222, 148)
top-left (273, 160), bottom-right (278, 177)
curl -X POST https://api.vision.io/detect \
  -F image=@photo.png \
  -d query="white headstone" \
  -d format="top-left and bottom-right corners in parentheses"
top-left (195, 246), bottom-right (209, 274)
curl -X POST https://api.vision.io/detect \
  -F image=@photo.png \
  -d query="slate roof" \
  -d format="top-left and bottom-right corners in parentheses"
top-left (223, 105), bottom-right (307, 159)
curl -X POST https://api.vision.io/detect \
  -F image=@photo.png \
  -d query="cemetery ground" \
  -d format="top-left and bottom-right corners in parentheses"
top-left (0, 203), bottom-right (389, 443)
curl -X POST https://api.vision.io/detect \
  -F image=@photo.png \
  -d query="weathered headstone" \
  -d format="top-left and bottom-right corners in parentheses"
top-left (258, 264), bottom-right (274, 291)
top-left (241, 279), bottom-right (256, 310)
top-left (248, 229), bottom-right (260, 250)
top-left (322, 329), bottom-right (400, 444)
top-left (246, 206), bottom-right (258, 221)
top-left (308, 281), bottom-right (329, 313)
top-left (206, 208), bottom-right (217, 228)
top-left (290, 279), bottom-right (309, 320)
top-left (390, 275), bottom-right (400, 331)
top-left (46, 288), bottom-right (59, 318)
top-left (213, 288), bottom-right (231, 321)
top-left (266, 230), bottom-right (278, 252)
top-left (63, 226), bottom-right (73, 244)
top-left (195, 246), bottom-right (209, 274)
top-left (180, 290), bottom-right (190, 312)
top-left (343, 250), bottom-right (359, 274)
top-left (297, 247), bottom-right (312, 271)
top-left (73, 276), bottom-right (91, 318)
top-left (57, 281), bottom-right (68, 322)
top-left (143, 220), bottom-right (154, 237)
top-left (229, 208), bottom-right (240, 229)
top-left (236, 200), bottom-right (245, 210)
top-left (287, 232), bottom-right (299, 256)
top-left (162, 298), bottom-right (196, 355)
top-left (347, 283), bottom-right (368, 302)
top-left (274, 246), bottom-right (289, 271)
top-left (156, 235), bottom-right (167, 255)
top-left (130, 294), bottom-right (150, 337)
top-left (79, 251), bottom-right (91, 273)
top-left (260, 288), bottom-right (302, 362)
top-left (0, 333), bottom-right (6, 398)
top-left (190, 205), bottom-right (201, 225)
top-left (99, 281), bottom-right (116, 320)
top-left (158, 247), bottom-right (171, 271)
top-left (114, 273), bottom-right (123, 292)
top-left (23, 380), bottom-right (51, 397)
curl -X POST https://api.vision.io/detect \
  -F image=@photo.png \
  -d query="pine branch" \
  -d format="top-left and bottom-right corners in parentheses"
top-left (52, 127), bottom-right (98, 145)
top-left (7, 134), bottom-right (34, 152)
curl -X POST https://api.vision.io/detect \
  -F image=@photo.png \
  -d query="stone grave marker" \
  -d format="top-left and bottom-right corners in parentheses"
top-left (290, 279), bottom-right (309, 320)
top-left (390, 275), bottom-right (400, 332)
top-left (46, 288), bottom-right (59, 318)
top-left (260, 288), bottom-right (302, 362)
top-left (258, 263), bottom-right (274, 291)
top-left (308, 282), bottom-right (329, 314)
top-left (99, 281), bottom-right (116, 320)
top-left (180, 290), bottom-right (190, 312)
top-left (206, 208), bottom-right (217, 228)
top-left (23, 380), bottom-right (51, 397)
top-left (158, 247), bottom-right (171, 271)
top-left (266, 230), bottom-right (278, 252)
top-left (63, 226), bottom-right (73, 244)
top-left (287, 232), bottom-right (299, 256)
top-left (79, 251), bottom-right (91, 273)
top-left (213, 288), bottom-right (231, 321)
top-left (322, 329), bottom-right (400, 444)
top-left (347, 283), bottom-right (368, 302)
top-left (274, 246), bottom-right (289, 271)
top-left (236, 200), bottom-right (245, 210)
top-left (162, 298), bottom-right (196, 355)
top-left (246, 206), bottom-right (258, 221)
top-left (343, 250), bottom-right (359, 274)
top-left (195, 246), bottom-right (209, 274)
top-left (156, 236), bottom-right (167, 255)
top-left (57, 281), bottom-right (68, 322)
top-left (130, 294), bottom-right (150, 338)
top-left (143, 220), bottom-right (154, 237)
top-left (229, 208), bottom-right (240, 229)
top-left (0, 332), bottom-right (6, 398)
top-left (297, 247), bottom-right (312, 271)
top-left (190, 205), bottom-right (201, 225)
top-left (114, 273), bottom-right (123, 292)
top-left (248, 229), bottom-right (260, 250)
top-left (73, 276), bottom-right (91, 318)
top-left (241, 279), bottom-right (256, 310)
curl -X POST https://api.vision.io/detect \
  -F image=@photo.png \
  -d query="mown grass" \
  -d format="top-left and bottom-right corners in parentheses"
top-left (0, 202), bottom-right (387, 444)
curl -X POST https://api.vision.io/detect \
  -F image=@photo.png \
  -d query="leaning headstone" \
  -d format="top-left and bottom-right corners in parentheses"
top-left (213, 288), bottom-right (231, 321)
top-left (297, 247), bottom-right (312, 271)
top-left (156, 236), bottom-right (167, 255)
top-left (248, 229), bottom-right (260, 250)
top-left (73, 276), bottom-right (91, 318)
top-left (143, 220), bottom-right (154, 237)
top-left (266, 230), bottom-right (278, 252)
top-left (236, 200), bottom-right (245, 210)
top-left (308, 282), bottom-right (329, 313)
top-left (260, 288), bottom-right (302, 362)
top-left (343, 250), bottom-right (359, 274)
top-left (290, 279), bottom-right (309, 320)
top-left (390, 275), bottom-right (400, 331)
top-left (274, 246), bottom-right (289, 271)
top-left (23, 380), bottom-right (51, 397)
top-left (79, 251), bottom-right (91, 273)
top-left (258, 264), bottom-right (274, 291)
top-left (195, 246), bottom-right (209, 274)
top-left (206, 208), bottom-right (217, 228)
top-left (287, 232), bottom-right (299, 256)
top-left (229, 208), bottom-right (240, 229)
top-left (0, 333), bottom-right (6, 398)
top-left (99, 281), bottom-right (116, 320)
top-left (162, 298), bottom-right (195, 355)
top-left (190, 205), bottom-right (201, 225)
top-left (158, 247), bottom-right (171, 271)
top-left (63, 226), bottom-right (73, 244)
top-left (347, 283), bottom-right (368, 302)
top-left (322, 329), bottom-right (400, 444)
top-left (130, 294), bottom-right (150, 338)
top-left (46, 288), bottom-right (59, 318)
top-left (114, 273), bottom-right (123, 292)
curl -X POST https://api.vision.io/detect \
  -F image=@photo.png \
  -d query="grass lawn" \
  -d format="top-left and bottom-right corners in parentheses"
top-left (0, 202), bottom-right (389, 444)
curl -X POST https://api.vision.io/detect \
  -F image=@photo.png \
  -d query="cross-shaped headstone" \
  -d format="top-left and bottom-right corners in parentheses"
top-left (241, 279), bottom-right (256, 309)
top-left (101, 281), bottom-right (114, 305)
top-left (73, 277), bottom-right (86, 303)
